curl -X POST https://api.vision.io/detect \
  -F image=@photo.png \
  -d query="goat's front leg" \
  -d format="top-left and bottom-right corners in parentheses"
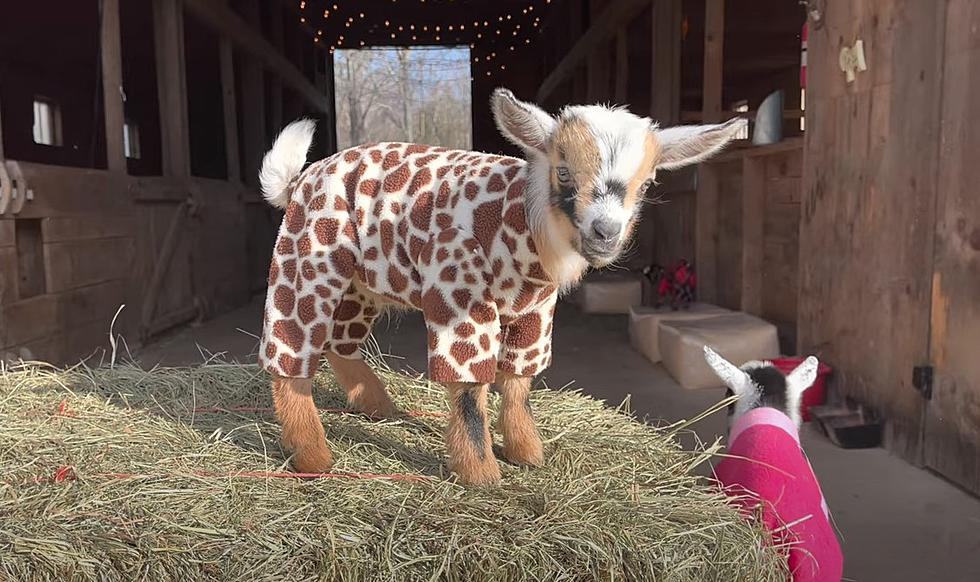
top-left (495, 371), bottom-right (544, 467)
top-left (445, 382), bottom-right (501, 485)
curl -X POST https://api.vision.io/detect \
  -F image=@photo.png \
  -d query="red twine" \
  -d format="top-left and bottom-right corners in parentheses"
top-left (190, 406), bottom-right (448, 418)
top-left (37, 465), bottom-right (430, 485)
top-left (35, 402), bottom-right (440, 485)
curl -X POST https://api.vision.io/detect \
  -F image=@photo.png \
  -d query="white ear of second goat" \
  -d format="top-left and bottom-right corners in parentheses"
top-left (702, 346), bottom-right (819, 428)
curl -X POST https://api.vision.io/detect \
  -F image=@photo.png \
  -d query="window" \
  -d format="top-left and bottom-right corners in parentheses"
top-left (800, 88), bottom-right (806, 131)
top-left (123, 121), bottom-right (141, 159)
top-left (32, 97), bottom-right (62, 146)
top-left (731, 100), bottom-right (750, 140)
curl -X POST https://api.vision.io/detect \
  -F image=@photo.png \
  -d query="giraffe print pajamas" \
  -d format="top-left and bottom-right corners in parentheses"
top-left (259, 143), bottom-right (558, 384)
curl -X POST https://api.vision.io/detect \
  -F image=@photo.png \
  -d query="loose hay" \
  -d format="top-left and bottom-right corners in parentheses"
top-left (0, 356), bottom-right (787, 581)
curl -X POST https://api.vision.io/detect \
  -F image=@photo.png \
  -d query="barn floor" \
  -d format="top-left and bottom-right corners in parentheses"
top-left (139, 297), bottom-right (980, 582)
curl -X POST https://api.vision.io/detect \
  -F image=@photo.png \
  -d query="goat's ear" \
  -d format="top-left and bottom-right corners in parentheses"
top-left (491, 88), bottom-right (556, 155)
top-left (654, 118), bottom-right (746, 171)
top-left (786, 356), bottom-right (819, 400)
top-left (703, 346), bottom-right (750, 395)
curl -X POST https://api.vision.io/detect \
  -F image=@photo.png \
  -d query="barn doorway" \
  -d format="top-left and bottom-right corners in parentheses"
top-left (332, 46), bottom-right (472, 150)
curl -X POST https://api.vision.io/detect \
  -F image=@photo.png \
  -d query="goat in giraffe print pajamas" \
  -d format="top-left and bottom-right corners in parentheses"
top-left (258, 88), bottom-right (745, 485)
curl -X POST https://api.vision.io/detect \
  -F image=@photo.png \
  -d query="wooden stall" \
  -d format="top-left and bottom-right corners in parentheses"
top-left (799, 0), bottom-right (980, 494)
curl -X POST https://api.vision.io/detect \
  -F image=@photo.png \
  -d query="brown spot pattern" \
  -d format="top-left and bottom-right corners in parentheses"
top-left (384, 163), bottom-right (411, 192)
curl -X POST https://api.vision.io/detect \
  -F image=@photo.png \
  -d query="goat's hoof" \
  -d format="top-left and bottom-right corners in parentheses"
top-left (290, 445), bottom-right (334, 474)
top-left (503, 441), bottom-right (544, 467)
top-left (450, 459), bottom-right (502, 486)
top-left (349, 391), bottom-right (399, 419)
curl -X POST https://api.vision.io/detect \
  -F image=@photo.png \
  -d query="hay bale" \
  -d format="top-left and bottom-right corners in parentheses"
top-left (0, 358), bottom-right (786, 581)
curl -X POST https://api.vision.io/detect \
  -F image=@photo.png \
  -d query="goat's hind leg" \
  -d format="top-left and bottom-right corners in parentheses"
top-left (272, 375), bottom-right (334, 473)
top-left (326, 353), bottom-right (397, 418)
top-left (323, 290), bottom-right (397, 418)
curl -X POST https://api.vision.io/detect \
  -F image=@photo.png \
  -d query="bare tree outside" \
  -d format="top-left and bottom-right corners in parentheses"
top-left (333, 47), bottom-right (472, 151)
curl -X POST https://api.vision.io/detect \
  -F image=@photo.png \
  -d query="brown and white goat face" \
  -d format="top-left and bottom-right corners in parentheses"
top-left (492, 88), bottom-right (746, 267)
top-left (703, 347), bottom-right (820, 430)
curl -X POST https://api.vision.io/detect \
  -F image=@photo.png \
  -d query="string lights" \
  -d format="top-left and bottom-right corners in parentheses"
top-left (300, 0), bottom-right (552, 80)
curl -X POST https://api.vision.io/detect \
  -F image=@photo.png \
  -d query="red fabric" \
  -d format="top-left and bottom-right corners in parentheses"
top-left (715, 409), bottom-right (843, 582)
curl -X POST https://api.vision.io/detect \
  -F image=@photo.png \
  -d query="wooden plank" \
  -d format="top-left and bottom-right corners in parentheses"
top-left (798, 0), bottom-right (945, 464)
top-left (100, 0), bottom-right (127, 173)
top-left (615, 31), bottom-right (629, 104)
top-left (586, 0), bottom-right (611, 102)
top-left (268, 1), bottom-right (285, 133)
top-left (765, 150), bottom-right (803, 179)
top-left (44, 237), bottom-right (136, 294)
top-left (42, 215), bottom-right (136, 243)
top-left (0, 247), bottom-right (16, 308)
top-left (741, 157), bottom-right (764, 316)
top-left (767, 176), bottom-right (802, 204)
top-left (15, 219), bottom-right (45, 299)
top-left (0, 220), bottom-right (13, 247)
top-left (537, 0), bottom-right (651, 102)
top-left (702, 0), bottom-right (725, 123)
top-left (650, 0), bottom-right (681, 123)
top-left (153, 0), bottom-right (191, 177)
top-left (695, 164), bottom-right (720, 304)
top-left (183, 0), bottom-right (329, 113)
top-left (714, 160), bottom-right (743, 310)
top-left (649, 189), bottom-right (696, 269)
top-left (5, 162), bottom-right (131, 219)
top-left (239, 0), bottom-right (267, 187)
top-left (925, 0), bottom-right (980, 495)
top-left (219, 39), bottom-right (242, 183)
top-left (140, 201), bottom-right (188, 334)
top-left (1, 280), bottom-right (128, 348)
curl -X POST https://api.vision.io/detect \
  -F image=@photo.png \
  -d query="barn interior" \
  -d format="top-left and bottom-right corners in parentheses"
top-left (1, 1), bottom-right (979, 579)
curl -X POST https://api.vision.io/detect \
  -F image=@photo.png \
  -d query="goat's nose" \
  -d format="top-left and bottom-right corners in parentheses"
top-left (591, 219), bottom-right (621, 243)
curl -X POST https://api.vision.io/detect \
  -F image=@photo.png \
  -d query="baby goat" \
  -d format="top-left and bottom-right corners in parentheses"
top-left (255, 87), bottom-right (744, 485)
top-left (704, 347), bottom-right (843, 582)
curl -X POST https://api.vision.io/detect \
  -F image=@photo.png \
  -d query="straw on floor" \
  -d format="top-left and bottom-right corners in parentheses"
top-left (0, 354), bottom-right (787, 581)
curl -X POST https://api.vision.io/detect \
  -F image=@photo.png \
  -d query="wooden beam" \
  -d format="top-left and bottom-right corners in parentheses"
top-left (650, 0), bottom-right (681, 123)
top-left (586, 0), bottom-right (610, 102)
top-left (140, 199), bottom-right (190, 338)
top-left (100, 0), bottom-right (127, 173)
top-left (268, 2), bottom-right (285, 132)
top-left (219, 39), bottom-right (241, 183)
top-left (702, 0), bottom-right (725, 123)
top-left (183, 0), bottom-right (329, 113)
top-left (695, 164), bottom-right (719, 303)
top-left (681, 109), bottom-right (805, 123)
top-left (238, 0), bottom-right (266, 187)
top-left (615, 31), bottom-right (629, 104)
top-left (152, 0), bottom-right (191, 177)
top-left (740, 157), bottom-right (764, 315)
top-left (537, 0), bottom-right (651, 103)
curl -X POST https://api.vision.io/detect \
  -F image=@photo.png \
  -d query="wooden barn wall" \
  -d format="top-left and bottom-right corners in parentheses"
top-left (0, 0), bottom-right (332, 366)
top-left (924, 0), bottom-right (980, 494)
top-left (0, 2), bottom-right (108, 170)
top-left (0, 164), bottom-right (254, 364)
top-left (691, 142), bottom-right (802, 353)
top-left (800, 0), bottom-right (980, 493)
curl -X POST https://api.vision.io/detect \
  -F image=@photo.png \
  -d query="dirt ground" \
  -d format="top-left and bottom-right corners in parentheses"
top-left (139, 297), bottom-right (980, 582)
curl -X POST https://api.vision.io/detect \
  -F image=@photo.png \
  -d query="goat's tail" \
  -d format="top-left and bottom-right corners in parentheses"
top-left (259, 118), bottom-right (316, 209)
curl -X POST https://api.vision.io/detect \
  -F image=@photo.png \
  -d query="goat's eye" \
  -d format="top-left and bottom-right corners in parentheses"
top-left (641, 178), bottom-right (655, 193)
top-left (556, 167), bottom-right (572, 183)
